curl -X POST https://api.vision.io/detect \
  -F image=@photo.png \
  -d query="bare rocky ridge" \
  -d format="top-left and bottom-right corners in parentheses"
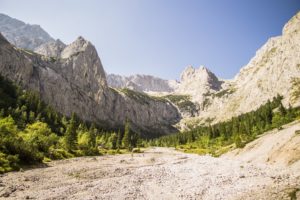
top-left (0, 13), bottom-right (54, 50)
top-left (107, 74), bottom-right (178, 93)
top-left (0, 33), bottom-right (180, 136)
top-left (106, 65), bottom-right (222, 101)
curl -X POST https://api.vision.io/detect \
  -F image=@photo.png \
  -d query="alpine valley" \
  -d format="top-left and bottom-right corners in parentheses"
top-left (1, 12), bottom-right (300, 134)
top-left (0, 11), bottom-right (300, 200)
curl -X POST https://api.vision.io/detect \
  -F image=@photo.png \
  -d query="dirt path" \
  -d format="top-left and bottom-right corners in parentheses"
top-left (0, 147), bottom-right (299, 200)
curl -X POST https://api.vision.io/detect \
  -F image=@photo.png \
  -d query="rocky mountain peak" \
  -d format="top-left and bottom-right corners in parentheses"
top-left (107, 73), bottom-right (176, 93)
top-left (0, 13), bottom-right (54, 50)
top-left (179, 65), bottom-right (221, 90)
top-left (60, 36), bottom-right (92, 59)
top-left (180, 65), bottom-right (213, 82)
top-left (176, 66), bottom-right (222, 103)
top-left (55, 39), bottom-right (65, 46)
top-left (283, 11), bottom-right (300, 35)
top-left (58, 36), bottom-right (107, 94)
top-left (0, 13), bottom-right (24, 30)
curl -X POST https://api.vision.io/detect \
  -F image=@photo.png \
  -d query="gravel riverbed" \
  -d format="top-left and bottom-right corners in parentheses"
top-left (0, 147), bottom-right (299, 200)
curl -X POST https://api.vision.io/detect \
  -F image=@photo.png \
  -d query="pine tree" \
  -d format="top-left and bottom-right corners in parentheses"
top-left (29, 111), bottom-right (35, 123)
top-left (117, 130), bottom-right (122, 149)
top-left (122, 120), bottom-right (131, 150)
top-left (64, 113), bottom-right (78, 151)
top-left (88, 123), bottom-right (97, 148)
top-left (278, 102), bottom-right (287, 116)
top-left (0, 108), bottom-right (5, 118)
top-left (208, 125), bottom-right (214, 138)
top-left (264, 100), bottom-right (273, 124)
top-left (110, 133), bottom-right (118, 149)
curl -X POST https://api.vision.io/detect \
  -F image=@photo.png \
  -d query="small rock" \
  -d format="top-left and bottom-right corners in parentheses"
top-left (1, 192), bottom-right (10, 198)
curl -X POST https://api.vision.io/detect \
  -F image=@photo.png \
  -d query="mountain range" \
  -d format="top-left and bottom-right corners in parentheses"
top-left (0, 12), bottom-right (299, 136)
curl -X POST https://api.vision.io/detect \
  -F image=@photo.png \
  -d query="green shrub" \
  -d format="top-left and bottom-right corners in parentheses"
top-left (184, 148), bottom-right (209, 155)
top-left (132, 148), bottom-right (143, 153)
top-left (0, 152), bottom-right (19, 173)
top-left (48, 147), bottom-right (73, 160)
top-left (43, 157), bottom-right (51, 163)
top-left (234, 135), bottom-right (245, 148)
top-left (21, 122), bottom-right (59, 154)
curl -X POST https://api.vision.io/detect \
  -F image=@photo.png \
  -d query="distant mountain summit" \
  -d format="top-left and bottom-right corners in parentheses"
top-left (176, 65), bottom-right (222, 101)
top-left (0, 13), bottom-right (54, 50)
top-left (106, 65), bottom-right (221, 96)
top-left (107, 74), bottom-right (178, 93)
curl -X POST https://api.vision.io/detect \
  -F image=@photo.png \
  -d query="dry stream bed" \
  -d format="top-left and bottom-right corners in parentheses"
top-left (0, 147), bottom-right (299, 200)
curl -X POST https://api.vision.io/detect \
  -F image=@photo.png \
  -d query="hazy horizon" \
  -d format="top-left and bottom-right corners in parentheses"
top-left (1, 0), bottom-right (300, 80)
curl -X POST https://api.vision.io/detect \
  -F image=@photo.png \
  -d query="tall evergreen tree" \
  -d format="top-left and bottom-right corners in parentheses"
top-left (122, 120), bottom-right (131, 150)
top-left (264, 100), bottom-right (273, 124)
top-left (278, 102), bottom-right (287, 116)
top-left (110, 133), bottom-right (118, 149)
top-left (88, 123), bottom-right (97, 148)
top-left (117, 130), bottom-right (122, 149)
top-left (64, 113), bottom-right (78, 151)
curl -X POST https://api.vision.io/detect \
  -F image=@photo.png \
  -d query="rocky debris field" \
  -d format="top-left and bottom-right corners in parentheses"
top-left (0, 147), bottom-right (299, 200)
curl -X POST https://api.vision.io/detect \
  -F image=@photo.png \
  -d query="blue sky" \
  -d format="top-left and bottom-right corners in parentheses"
top-left (1, 0), bottom-right (300, 80)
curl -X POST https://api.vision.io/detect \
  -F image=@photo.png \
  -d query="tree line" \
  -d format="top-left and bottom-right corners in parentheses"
top-left (0, 76), bottom-right (140, 173)
top-left (149, 95), bottom-right (300, 156)
top-left (1, 74), bottom-right (299, 173)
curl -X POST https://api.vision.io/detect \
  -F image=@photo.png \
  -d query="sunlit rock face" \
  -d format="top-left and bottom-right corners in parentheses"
top-left (176, 65), bottom-right (222, 102)
top-left (0, 34), bottom-right (180, 137)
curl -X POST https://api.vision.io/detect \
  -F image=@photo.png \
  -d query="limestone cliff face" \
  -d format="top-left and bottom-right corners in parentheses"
top-left (59, 37), bottom-right (107, 95)
top-left (0, 34), bottom-right (180, 137)
top-left (0, 13), bottom-right (54, 50)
